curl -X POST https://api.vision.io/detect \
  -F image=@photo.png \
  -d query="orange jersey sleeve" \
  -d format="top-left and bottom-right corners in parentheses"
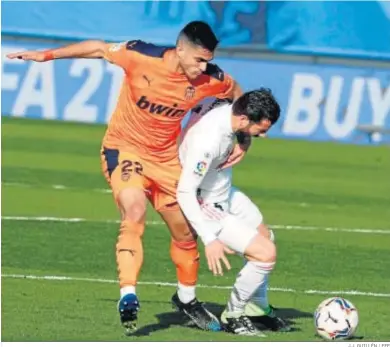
top-left (192, 64), bottom-right (236, 100)
top-left (103, 41), bottom-right (140, 73)
top-left (213, 72), bottom-right (235, 99)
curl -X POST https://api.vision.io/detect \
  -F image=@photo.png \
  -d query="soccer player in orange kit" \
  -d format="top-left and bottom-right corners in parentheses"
top-left (7, 21), bottom-right (250, 333)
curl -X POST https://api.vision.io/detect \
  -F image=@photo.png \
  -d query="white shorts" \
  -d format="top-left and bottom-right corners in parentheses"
top-left (200, 187), bottom-right (263, 254)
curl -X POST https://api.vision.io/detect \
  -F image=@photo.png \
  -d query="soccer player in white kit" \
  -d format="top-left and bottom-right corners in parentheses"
top-left (177, 89), bottom-right (290, 336)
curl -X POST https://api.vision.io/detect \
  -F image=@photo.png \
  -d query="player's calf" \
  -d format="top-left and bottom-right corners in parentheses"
top-left (169, 239), bottom-right (221, 331)
top-left (116, 221), bottom-right (144, 334)
top-left (220, 231), bottom-right (276, 335)
top-left (162, 209), bottom-right (199, 303)
top-left (243, 228), bottom-right (291, 331)
top-left (160, 208), bottom-right (221, 331)
top-left (242, 229), bottom-right (275, 312)
top-left (116, 187), bottom-right (147, 333)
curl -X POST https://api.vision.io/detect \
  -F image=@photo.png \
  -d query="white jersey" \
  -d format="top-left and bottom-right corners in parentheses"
top-left (180, 99), bottom-right (234, 203)
top-left (177, 103), bottom-right (236, 245)
top-left (179, 103), bottom-right (235, 203)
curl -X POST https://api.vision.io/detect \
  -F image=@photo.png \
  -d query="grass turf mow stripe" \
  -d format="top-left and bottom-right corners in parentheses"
top-left (3, 273), bottom-right (390, 298)
top-left (2, 215), bottom-right (390, 235)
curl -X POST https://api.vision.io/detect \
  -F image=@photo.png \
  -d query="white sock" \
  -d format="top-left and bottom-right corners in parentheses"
top-left (120, 285), bottom-right (136, 298)
top-left (177, 283), bottom-right (196, 304)
top-left (250, 274), bottom-right (270, 309)
top-left (227, 261), bottom-right (274, 314)
top-left (249, 229), bottom-right (275, 310)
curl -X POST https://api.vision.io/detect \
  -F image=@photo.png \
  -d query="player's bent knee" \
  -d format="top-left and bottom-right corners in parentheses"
top-left (122, 205), bottom-right (146, 223)
top-left (257, 223), bottom-right (270, 238)
top-left (257, 224), bottom-right (275, 242)
top-left (262, 239), bottom-right (276, 262)
top-left (245, 234), bottom-right (276, 263)
top-left (266, 241), bottom-right (277, 262)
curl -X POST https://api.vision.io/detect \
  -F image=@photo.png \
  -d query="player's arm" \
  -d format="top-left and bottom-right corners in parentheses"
top-left (6, 40), bottom-right (109, 62)
top-left (177, 146), bottom-right (232, 275)
top-left (177, 147), bottom-right (220, 246)
top-left (214, 72), bottom-right (242, 101)
top-left (6, 40), bottom-right (134, 71)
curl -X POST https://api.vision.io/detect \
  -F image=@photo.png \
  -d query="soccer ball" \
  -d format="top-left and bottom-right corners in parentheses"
top-left (314, 297), bottom-right (359, 340)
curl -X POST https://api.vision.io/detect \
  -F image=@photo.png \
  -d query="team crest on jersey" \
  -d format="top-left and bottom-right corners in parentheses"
top-left (194, 161), bottom-right (207, 176)
top-left (185, 86), bottom-right (195, 100)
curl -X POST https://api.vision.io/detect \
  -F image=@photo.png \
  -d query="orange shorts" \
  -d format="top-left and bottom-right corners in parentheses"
top-left (100, 147), bottom-right (181, 211)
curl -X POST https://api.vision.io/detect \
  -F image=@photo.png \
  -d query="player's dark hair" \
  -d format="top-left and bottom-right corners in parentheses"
top-left (232, 88), bottom-right (281, 125)
top-left (178, 21), bottom-right (219, 52)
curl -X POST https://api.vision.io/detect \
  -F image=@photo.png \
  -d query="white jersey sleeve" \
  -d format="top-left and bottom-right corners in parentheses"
top-left (177, 143), bottom-right (221, 246)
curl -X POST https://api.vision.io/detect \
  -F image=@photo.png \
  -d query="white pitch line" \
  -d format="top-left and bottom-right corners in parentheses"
top-left (2, 182), bottom-right (31, 188)
top-left (4, 181), bottom-right (390, 234)
top-left (2, 273), bottom-right (390, 298)
top-left (2, 181), bottom-right (112, 194)
top-left (270, 224), bottom-right (390, 234)
top-left (2, 215), bottom-right (390, 235)
top-left (2, 216), bottom-right (87, 222)
top-left (3, 181), bottom-right (112, 194)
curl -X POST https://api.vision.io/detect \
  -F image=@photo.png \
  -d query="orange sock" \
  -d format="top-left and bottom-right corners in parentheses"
top-left (170, 239), bottom-right (200, 286)
top-left (116, 220), bottom-right (144, 287)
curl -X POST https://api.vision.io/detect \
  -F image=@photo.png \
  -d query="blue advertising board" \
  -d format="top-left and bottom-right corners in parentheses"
top-left (266, 1), bottom-right (390, 60)
top-left (2, 39), bottom-right (390, 144)
top-left (2, 1), bottom-right (390, 59)
top-left (1, 1), bottom-right (266, 46)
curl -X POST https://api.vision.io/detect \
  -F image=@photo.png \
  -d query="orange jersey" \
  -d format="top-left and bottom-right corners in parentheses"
top-left (102, 40), bottom-right (235, 162)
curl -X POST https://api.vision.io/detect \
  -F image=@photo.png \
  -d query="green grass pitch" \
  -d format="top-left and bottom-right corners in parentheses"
top-left (1, 116), bottom-right (390, 341)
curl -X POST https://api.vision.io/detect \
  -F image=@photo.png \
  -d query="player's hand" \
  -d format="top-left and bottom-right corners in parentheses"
top-left (205, 239), bottom-right (232, 276)
top-left (7, 51), bottom-right (46, 62)
top-left (219, 143), bottom-right (247, 169)
top-left (223, 245), bottom-right (235, 254)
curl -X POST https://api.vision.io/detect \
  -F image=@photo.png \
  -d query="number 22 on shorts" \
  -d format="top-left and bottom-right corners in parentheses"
top-left (121, 160), bottom-right (143, 181)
